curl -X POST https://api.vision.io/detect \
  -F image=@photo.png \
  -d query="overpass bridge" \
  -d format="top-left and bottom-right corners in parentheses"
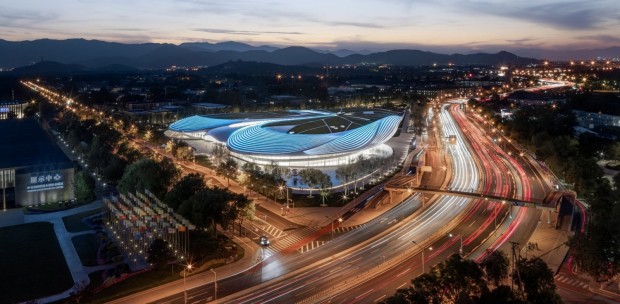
top-left (384, 182), bottom-right (572, 210)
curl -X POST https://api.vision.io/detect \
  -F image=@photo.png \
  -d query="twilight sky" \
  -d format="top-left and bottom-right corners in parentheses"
top-left (1, 0), bottom-right (619, 52)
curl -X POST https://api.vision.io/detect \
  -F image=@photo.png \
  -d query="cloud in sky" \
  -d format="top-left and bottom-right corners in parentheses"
top-left (0, 5), bottom-right (57, 28)
top-left (325, 21), bottom-right (387, 29)
top-left (193, 28), bottom-right (303, 35)
top-left (575, 34), bottom-right (620, 45)
top-left (461, 0), bottom-right (618, 30)
top-left (0, 0), bottom-right (619, 50)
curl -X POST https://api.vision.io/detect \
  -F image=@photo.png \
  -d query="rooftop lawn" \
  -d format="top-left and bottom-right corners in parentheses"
top-left (0, 222), bottom-right (73, 303)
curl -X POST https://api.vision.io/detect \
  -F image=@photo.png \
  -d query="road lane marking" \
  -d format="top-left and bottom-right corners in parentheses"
top-left (355, 288), bottom-right (374, 299)
top-left (396, 268), bottom-right (411, 277)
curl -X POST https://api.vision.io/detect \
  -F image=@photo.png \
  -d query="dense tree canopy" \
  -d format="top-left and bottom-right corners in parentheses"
top-left (514, 257), bottom-right (562, 304)
top-left (473, 96), bottom-right (620, 281)
top-left (118, 158), bottom-right (180, 198)
top-left (480, 250), bottom-right (510, 287)
top-left (299, 168), bottom-right (332, 198)
top-left (178, 187), bottom-right (251, 237)
top-left (239, 162), bottom-right (284, 200)
top-left (383, 253), bottom-right (562, 304)
top-left (216, 157), bottom-right (238, 187)
top-left (74, 170), bottom-right (96, 203)
top-left (164, 173), bottom-right (207, 210)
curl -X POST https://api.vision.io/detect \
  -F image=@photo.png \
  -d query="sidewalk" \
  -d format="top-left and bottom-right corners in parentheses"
top-left (521, 209), bottom-right (570, 273)
top-left (519, 210), bottom-right (620, 302)
top-left (0, 208), bottom-right (24, 228)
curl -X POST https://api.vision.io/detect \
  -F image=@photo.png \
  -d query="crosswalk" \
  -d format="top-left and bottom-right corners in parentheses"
top-left (555, 273), bottom-right (589, 289)
top-left (262, 224), bottom-right (286, 238)
top-left (298, 241), bottom-right (328, 253)
top-left (258, 220), bottom-right (367, 257)
top-left (334, 224), bottom-right (365, 233)
top-left (263, 227), bottom-right (321, 257)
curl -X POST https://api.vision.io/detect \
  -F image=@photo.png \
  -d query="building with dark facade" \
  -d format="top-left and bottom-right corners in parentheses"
top-left (0, 119), bottom-right (74, 208)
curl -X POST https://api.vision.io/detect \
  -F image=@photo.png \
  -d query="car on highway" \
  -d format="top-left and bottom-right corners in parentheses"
top-left (259, 235), bottom-right (270, 246)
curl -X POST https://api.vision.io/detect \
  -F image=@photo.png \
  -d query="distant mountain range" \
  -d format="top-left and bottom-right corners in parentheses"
top-left (1, 39), bottom-right (617, 71)
top-left (0, 39), bottom-right (544, 71)
top-left (509, 47), bottom-right (620, 61)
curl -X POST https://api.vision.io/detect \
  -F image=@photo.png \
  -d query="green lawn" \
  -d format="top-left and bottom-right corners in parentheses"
top-left (0, 222), bottom-right (73, 303)
top-left (73, 233), bottom-right (100, 266)
top-left (62, 208), bottom-right (103, 233)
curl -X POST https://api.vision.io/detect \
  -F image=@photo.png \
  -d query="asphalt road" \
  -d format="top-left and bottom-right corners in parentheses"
top-left (152, 103), bottom-right (493, 303)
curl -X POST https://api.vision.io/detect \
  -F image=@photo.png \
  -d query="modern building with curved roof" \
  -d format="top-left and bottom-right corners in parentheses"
top-left (168, 109), bottom-right (403, 168)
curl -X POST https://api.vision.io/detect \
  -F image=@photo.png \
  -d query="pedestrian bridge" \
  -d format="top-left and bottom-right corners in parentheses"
top-left (383, 184), bottom-right (572, 210)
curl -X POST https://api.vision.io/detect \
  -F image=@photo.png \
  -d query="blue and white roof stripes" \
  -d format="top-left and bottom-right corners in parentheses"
top-left (304, 115), bottom-right (402, 155)
top-left (227, 125), bottom-right (338, 154)
top-left (169, 110), bottom-right (403, 156)
top-left (169, 115), bottom-right (242, 132)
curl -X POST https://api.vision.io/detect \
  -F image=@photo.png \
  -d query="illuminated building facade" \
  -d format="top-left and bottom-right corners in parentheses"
top-left (168, 109), bottom-right (403, 169)
top-left (0, 100), bottom-right (28, 119)
top-left (0, 119), bottom-right (75, 208)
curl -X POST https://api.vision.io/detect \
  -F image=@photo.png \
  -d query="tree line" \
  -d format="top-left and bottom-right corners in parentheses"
top-left (383, 251), bottom-right (562, 304)
top-left (470, 98), bottom-right (620, 281)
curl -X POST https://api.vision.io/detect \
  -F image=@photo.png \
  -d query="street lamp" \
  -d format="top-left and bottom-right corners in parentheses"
top-left (412, 241), bottom-right (432, 273)
top-left (448, 233), bottom-right (463, 256)
top-left (211, 269), bottom-right (217, 300)
top-left (184, 264), bottom-right (192, 304)
top-left (279, 184), bottom-right (290, 209)
top-left (327, 216), bottom-right (343, 240)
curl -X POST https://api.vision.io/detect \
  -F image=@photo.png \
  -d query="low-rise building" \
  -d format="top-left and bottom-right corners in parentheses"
top-left (574, 110), bottom-right (620, 128)
top-left (0, 100), bottom-right (29, 119)
top-left (0, 119), bottom-right (75, 208)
